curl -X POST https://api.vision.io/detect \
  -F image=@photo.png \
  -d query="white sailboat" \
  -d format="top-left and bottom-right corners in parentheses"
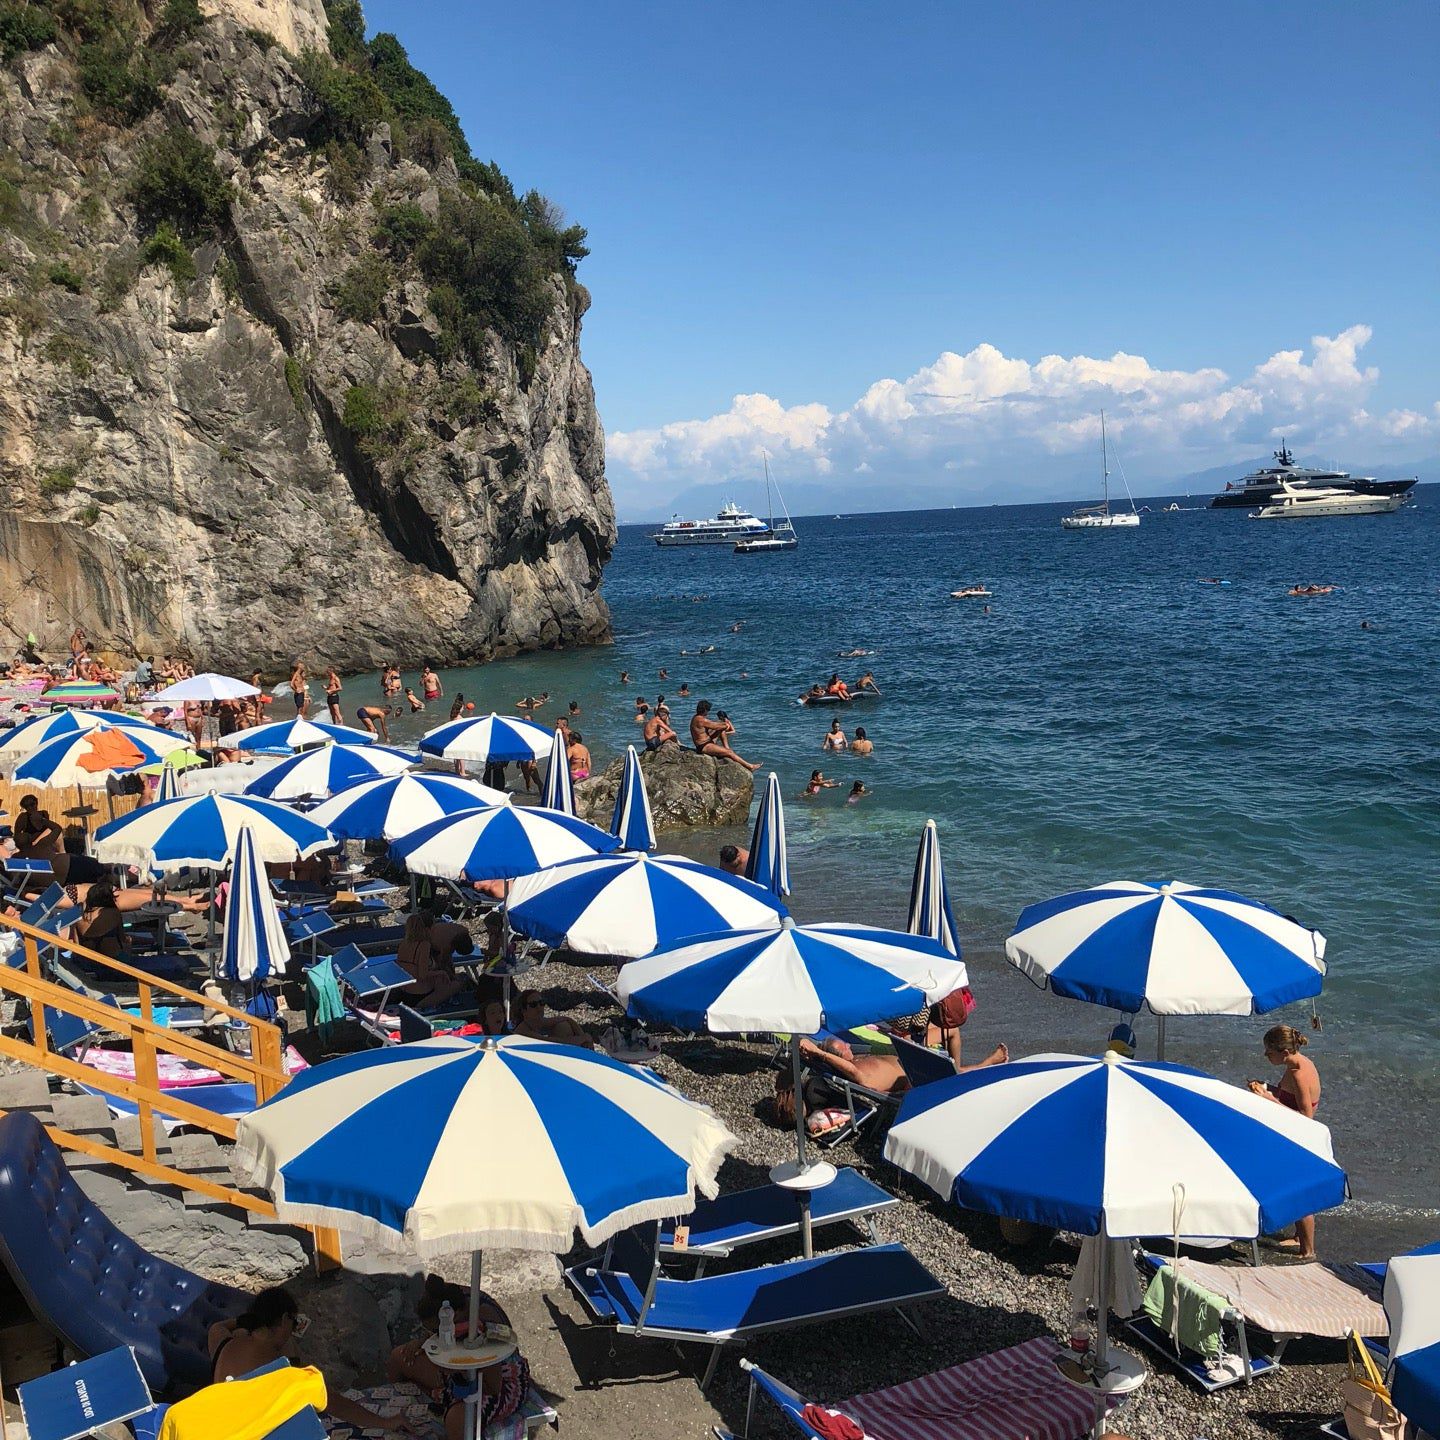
top-left (1061, 412), bottom-right (1140, 529)
top-left (735, 454), bottom-right (798, 552)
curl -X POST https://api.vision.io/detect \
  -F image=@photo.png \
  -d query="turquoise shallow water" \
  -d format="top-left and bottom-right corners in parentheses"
top-left (373, 491), bottom-right (1440, 1256)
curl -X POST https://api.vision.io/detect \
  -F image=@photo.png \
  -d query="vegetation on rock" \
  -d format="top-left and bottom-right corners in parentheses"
top-left (129, 127), bottom-right (231, 239)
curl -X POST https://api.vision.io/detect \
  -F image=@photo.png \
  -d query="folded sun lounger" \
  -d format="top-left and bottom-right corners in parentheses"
top-left (713, 1336), bottom-right (1110, 1440)
top-left (567, 1225), bottom-right (944, 1387)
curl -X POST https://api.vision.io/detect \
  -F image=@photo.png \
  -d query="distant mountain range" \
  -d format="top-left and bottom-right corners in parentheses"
top-left (620, 454), bottom-right (1435, 524)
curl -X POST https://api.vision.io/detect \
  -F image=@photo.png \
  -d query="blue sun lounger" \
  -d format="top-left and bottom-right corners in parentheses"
top-left (565, 1169), bottom-right (899, 1291)
top-left (568, 1225), bottom-right (943, 1387)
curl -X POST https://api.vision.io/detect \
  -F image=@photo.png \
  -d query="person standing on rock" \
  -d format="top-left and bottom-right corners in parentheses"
top-left (690, 700), bottom-right (760, 771)
top-left (289, 661), bottom-right (308, 718)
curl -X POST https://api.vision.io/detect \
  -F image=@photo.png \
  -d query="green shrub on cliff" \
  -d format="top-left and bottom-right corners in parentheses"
top-left (0, 3), bottom-right (58, 59)
top-left (330, 251), bottom-right (391, 323)
top-left (129, 128), bottom-right (231, 238)
top-left (138, 221), bottom-right (195, 284)
top-left (77, 30), bottom-right (165, 122)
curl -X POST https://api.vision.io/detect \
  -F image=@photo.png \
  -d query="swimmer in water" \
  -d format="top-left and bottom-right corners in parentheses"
top-left (404, 687), bottom-right (424, 713)
top-left (801, 769), bottom-right (838, 798)
top-left (847, 780), bottom-right (869, 804)
top-left (729, 622), bottom-right (743, 633)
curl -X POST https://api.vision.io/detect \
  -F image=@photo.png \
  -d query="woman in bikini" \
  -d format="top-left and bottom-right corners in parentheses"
top-left (566, 730), bottom-right (591, 780)
top-left (1248, 1024), bottom-right (1322, 1258)
top-left (396, 912), bottom-right (465, 1009)
top-left (209, 1288), bottom-right (416, 1435)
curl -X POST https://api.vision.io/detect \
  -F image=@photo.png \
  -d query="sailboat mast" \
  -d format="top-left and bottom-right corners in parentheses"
top-left (762, 451), bottom-right (775, 527)
top-left (1101, 410), bottom-right (1109, 510)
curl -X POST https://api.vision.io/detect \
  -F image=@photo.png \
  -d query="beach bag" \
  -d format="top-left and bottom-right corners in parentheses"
top-left (1339, 1331), bottom-right (1404, 1440)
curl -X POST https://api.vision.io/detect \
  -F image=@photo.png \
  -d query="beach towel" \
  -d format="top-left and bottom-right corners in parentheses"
top-left (304, 957), bottom-right (345, 1045)
top-left (1143, 1263), bottom-right (1227, 1361)
top-left (1160, 1257), bottom-right (1388, 1339)
top-left (159, 1364), bottom-right (325, 1440)
top-left (1070, 1235), bottom-right (1144, 1320)
top-left (81, 1044), bottom-right (308, 1089)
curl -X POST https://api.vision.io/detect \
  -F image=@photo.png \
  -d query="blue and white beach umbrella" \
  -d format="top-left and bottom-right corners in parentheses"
top-left (622, 919), bottom-right (968, 1181)
top-left (1385, 1241), bottom-right (1440, 1437)
top-left (744, 772), bottom-right (790, 898)
top-left (620, 920), bottom-right (968, 1036)
top-left (241, 744), bottom-right (417, 802)
top-left (541, 726), bottom-right (574, 815)
top-left (221, 826), bottom-right (290, 984)
top-left (391, 804), bottom-right (619, 882)
top-left (0, 709), bottom-right (178, 773)
top-left (11, 726), bottom-right (188, 789)
top-left (229, 717), bottom-right (375, 753)
top-left (419, 713), bottom-right (553, 766)
top-left (907, 819), bottom-right (959, 956)
top-left (305, 773), bottom-right (508, 843)
top-left (233, 1034), bottom-right (737, 1253)
top-left (610, 745), bottom-right (657, 852)
top-left (92, 794), bottom-right (333, 874)
top-left (1006, 880), bottom-right (1327, 1055)
top-left (886, 1050), bottom-right (1348, 1241)
top-left (508, 853), bottom-right (788, 959)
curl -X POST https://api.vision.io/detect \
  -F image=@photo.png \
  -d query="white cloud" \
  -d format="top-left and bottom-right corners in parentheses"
top-left (606, 326), bottom-right (1436, 513)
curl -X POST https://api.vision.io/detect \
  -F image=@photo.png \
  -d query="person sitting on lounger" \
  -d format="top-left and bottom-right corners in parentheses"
top-left (800, 1036), bottom-right (908, 1096)
top-left (388, 1275), bottom-right (530, 1440)
top-left (914, 989), bottom-right (1008, 1071)
top-left (210, 1288), bottom-right (418, 1435)
top-left (396, 913), bottom-right (465, 1009)
top-left (73, 882), bottom-right (126, 957)
top-left (13, 794), bottom-right (61, 861)
top-left (512, 988), bottom-right (593, 1047)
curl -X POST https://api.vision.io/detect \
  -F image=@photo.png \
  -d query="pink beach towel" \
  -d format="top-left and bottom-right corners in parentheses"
top-left (841, 1337), bottom-right (1097, 1440)
top-left (82, 1045), bottom-right (308, 1089)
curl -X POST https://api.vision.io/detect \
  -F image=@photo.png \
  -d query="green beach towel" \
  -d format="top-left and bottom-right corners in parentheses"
top-left (304, 958), bottom-right (345, 1046)
top-left (1143, 1262), bottom-right (1227, 1361)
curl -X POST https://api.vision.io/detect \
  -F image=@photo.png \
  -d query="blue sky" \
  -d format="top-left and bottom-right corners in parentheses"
top-left (363, 0), bottom-right (1438, 516)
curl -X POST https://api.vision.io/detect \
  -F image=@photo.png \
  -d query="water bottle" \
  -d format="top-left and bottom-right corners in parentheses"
top-left (437, 1300), bottom-right (455, 1351)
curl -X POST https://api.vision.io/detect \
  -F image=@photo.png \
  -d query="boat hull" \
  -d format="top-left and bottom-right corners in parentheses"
top-left (734, 538), bottom-right (798, 553)
top-left (1252, 495), bottom-right (1406, 519)
top-left (654, 530), bottom-right (768, 547)
top-left (1061, 513), bottom-right (1140, 529)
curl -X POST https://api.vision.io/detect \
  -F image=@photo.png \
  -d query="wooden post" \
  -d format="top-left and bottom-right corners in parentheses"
top-left (312, 1226), bottom-right (343, 1274)
top-left (138, 981), bottom-right (154, 1027)
top-left (22, 934), bottom-right (39, 981)
top-left (253, 1020), bottom-right (283, 1103)
top-left (133, 1027), bottom-right (159, 1165)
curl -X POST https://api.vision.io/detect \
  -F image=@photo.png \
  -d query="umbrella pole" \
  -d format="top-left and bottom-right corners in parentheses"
top-left (790, 1034), bottom-right (808, 1173)
top-left (1156, 1015), bottom-right (1167, 1063)
top-left (468, 1250), bottom-right (482, 1342)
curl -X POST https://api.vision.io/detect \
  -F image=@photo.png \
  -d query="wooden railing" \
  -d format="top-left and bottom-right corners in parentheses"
top-left (0, 912), bottom-right (340, 1268)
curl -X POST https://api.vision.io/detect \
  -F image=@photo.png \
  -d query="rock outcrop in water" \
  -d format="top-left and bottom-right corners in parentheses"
top-left (575, 744), bottom-right (755, 832)
top-left (0, 0), bottom-right (614, 671)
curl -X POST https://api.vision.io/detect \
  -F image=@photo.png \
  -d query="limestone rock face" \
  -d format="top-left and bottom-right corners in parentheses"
top-left (0, 14), bottom-right (614, 672)
top-left (575, 744), bottom-right (755, 832)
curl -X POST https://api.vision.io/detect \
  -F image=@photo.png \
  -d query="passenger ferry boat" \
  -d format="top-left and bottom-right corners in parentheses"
top-left (650, 501), bottom-right (771, 547)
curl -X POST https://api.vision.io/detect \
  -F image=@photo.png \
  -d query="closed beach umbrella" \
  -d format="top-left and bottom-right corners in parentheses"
top-left (93, 793), bottom-right (333, 873)
top-left (610, 745), bottom-right (657, 852)
top-left (229, 717), bottom-right (375, 753)
top-left (885, 1050), bottom-right (1349, 1372)
top-left (38, 681), bottom-right (119, 705)
top-left (221, 826), bottom-right (290, 984)
top-left (392, 804), bottom-right (618, 882)
top-left (12, 726), bottom-right (187, 790)
top-left (622, 919), bottom-right (967, 1196)
top-left (744, 772), bottom-right (790, 898)
top-left (907, 819), bottom-right (959, 956)
top-left (153, 762), bottom-right (182, 804)
top-left (0, 709), bottom-right (178, 773)
top-left (1384, 1242), bottom-right (1440, 1437)
top-left (305, 773), bottom-right (509, 843)
top-left (508, 853), bottom-right (788, 959)
top-left (1006, 879), bottom-right (1326, 1057)
top-left (419, 712), bottom-right (552, 765)
top-left (234, 1034), bottom-right (737, 1343)
top-left (150, 673), bottom-right (259, 703)
top-left (241, 744), bottom-right (417, 801)
top-left (541, 726), bottom-right (574, 815)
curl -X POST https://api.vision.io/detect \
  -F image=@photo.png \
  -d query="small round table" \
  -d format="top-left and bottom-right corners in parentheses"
top-left (1053, 1344), bottom-right (1146, 1439)
top-left (136, 900), bottom-right (179, 953)
top-left (768, 1159), bottom-right (837, 1260)
top-left (422, 1333), bottom-right (518, 1440)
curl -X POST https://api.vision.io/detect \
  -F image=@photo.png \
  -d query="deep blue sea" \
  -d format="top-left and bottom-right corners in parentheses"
top-left (380, 490), bottom-right (1440, 1256)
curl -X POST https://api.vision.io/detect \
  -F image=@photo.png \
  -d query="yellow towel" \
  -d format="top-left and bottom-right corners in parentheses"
top-left (159, 1366), bottom-right (327, 1440)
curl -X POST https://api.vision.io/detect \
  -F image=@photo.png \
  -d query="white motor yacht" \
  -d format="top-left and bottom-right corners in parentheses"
top-left (1251, 481), bottom-right (1407, 520)
top-left (651, 501), bottom-right (771, 546)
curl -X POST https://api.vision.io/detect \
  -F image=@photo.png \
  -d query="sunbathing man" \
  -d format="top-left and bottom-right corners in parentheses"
top-left (690, 699), bottom-right (759, 770)
top-left (800, 1036), bottom-right (908, 1095)
top-left (511, 988), bottom-right (593, 1047)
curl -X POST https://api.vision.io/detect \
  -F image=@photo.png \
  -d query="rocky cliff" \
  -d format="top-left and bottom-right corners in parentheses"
top-left (0, 0), bottom-right (614, 671)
